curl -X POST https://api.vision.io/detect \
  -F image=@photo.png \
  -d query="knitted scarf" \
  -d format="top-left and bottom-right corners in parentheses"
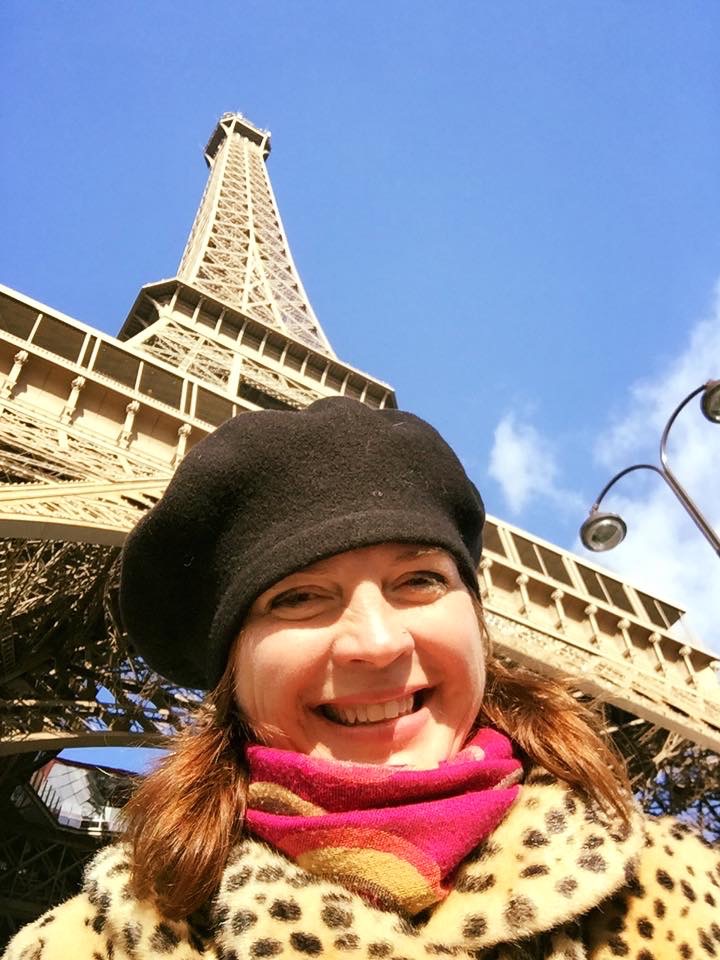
top-left (245, 728), bottom-right (522, 914)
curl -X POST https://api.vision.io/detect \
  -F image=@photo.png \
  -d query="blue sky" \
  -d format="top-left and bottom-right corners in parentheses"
top-left (2, 1), bottom-right (719, 673)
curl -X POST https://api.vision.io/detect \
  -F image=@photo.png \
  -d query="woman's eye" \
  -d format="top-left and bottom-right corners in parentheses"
top-left (400, 571), bottom-right (448, 592)
top-left (268, 589), bottom-right (322, 611)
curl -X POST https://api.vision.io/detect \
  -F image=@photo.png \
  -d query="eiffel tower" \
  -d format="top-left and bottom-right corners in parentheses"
top-left (1, 113), bottom-right (718, 942)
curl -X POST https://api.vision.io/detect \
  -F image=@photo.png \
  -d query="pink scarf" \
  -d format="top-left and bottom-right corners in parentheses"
top-left (245, 728), bottom-right (522, 914)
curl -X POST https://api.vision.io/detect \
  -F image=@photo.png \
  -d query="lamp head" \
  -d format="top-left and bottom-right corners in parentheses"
top-left (700, 379), bottom-right (720, 424)
top-left (579, 511), bottom-right (627, 552)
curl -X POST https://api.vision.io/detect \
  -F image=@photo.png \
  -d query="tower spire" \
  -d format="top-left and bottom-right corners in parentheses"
top-left (177, 113), bottom-right (334, 355)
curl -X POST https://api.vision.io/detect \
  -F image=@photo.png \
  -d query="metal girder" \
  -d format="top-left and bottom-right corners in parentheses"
top-left (0, 478), bottom-right (168, 503)
top-left (0, 477), bottom-right (168, 545)
top-left (488, 611), bottom-right (720, 752)
top-left (0, 829), bottom-right (99, 940)
top-left (138, 318), bottom-right (323, 408)
top-left (0, 729), bottom-right (165, 756)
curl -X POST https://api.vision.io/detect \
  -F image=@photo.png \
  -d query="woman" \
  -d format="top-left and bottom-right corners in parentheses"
top-left (5, 398), bottom-right (718, 960)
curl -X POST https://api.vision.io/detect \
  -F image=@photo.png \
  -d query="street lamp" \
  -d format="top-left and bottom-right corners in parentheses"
top-left (701, 378), bottom-right (720, 423)
top-left (580, 379), bottom-right (720, 559)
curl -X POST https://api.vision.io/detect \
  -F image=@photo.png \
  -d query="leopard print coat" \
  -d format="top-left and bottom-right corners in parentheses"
top-left (4, 770), bottom-right (719, 960)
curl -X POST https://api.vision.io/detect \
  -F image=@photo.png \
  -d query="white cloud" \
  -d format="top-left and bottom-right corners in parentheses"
top-left (488, 413), bottom-right (582, 515)
top-left (488, 283), bottom-right (720, 651)
top-left (594, 301), bottom-right (720, 475)
top-left (583, 286), bottom-right (720, 650)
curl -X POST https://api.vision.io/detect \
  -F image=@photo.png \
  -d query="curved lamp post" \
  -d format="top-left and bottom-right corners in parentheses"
top-left (580, 379), bottom-right (720, 559)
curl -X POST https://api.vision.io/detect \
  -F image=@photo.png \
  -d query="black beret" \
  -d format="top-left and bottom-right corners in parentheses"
top-left (119, 397), bottom-right (484, 690)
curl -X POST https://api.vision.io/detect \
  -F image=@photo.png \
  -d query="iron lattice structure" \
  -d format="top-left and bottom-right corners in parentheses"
top-left (1, 113), bottom-right (718, 943)
top-left (177, 116), bottom-right (333, 354)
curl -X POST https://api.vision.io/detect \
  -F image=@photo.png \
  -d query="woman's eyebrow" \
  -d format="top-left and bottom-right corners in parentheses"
top-left (283, 557), bottom-right (335, 576)
top-left (393, 547), bottom-right (446, 561)
top-left (284, 547), bottom-right (446, 577)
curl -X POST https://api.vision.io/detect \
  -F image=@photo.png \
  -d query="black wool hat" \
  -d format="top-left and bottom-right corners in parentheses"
top-left (118, 396), bottom-right (485, 690)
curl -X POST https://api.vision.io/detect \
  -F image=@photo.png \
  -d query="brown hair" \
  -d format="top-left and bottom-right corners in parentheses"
top-left (123, 605), bottom-right (633, 919)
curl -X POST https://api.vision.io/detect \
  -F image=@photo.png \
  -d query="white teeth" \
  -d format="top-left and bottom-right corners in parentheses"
top-left (324, 695), bottom-right (416, 726)
top-left (384, 700), bottom-right (400, 719)
top-left (367, 704), bottom-right (385, 722)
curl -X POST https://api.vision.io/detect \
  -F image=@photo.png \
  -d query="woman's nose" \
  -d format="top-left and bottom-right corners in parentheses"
top-left (331, 589), bottom-right (414, 668)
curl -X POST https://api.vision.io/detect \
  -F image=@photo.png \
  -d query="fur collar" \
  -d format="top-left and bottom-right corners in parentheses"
top-left (79, 769), bottom-right (642, 957)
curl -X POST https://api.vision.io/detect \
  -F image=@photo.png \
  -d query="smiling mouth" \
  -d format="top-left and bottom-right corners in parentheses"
top-left (319, 691), bottom-right (426, 726)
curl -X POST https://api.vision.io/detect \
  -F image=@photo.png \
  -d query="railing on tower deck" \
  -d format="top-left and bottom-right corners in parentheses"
top-left (480, 514), bottom-right (720, 750)
top-left (0, 282), bottom-right (395, 465)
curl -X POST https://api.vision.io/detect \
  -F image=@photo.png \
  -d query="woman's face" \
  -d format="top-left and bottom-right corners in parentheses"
top-left (233, 542), bottom-right (486, 768)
